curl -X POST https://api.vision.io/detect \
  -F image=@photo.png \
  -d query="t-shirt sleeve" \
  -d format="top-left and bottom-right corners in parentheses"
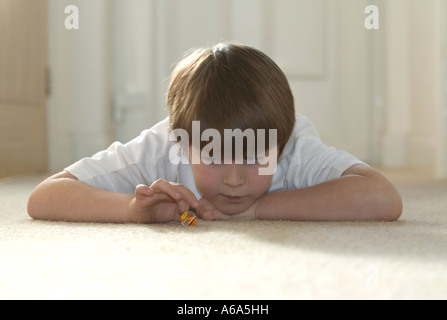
top-left (282, 115), bottom-right (367, 189)
top-left (64, 120), bottom-right (177, 194)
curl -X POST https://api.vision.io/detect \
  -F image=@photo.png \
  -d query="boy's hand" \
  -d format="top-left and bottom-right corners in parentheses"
top-left (128, 180), bottom-right (200, 224)
top-left (197, 198), bottom-right (260, 221)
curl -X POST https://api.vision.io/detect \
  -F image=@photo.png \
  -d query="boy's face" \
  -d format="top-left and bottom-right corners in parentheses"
top-left (190, 158), bottom-right (274, 215)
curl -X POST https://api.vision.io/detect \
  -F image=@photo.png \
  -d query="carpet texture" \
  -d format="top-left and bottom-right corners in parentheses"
top-left (0, 171), bottom-right (446, 300)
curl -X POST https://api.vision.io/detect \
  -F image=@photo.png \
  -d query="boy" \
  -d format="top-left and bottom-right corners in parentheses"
top-left (28, 43), bottom-right (402, 224)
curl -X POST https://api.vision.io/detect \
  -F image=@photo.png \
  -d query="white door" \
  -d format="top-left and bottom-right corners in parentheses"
top-left (112, 0), bottom-right (371, 162)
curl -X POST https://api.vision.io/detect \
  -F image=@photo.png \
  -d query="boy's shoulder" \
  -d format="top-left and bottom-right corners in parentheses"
top-left (141, 116), bottom-right (171, 137)
top-left (280, 113), bottom-right (321, 155)
top-left (135, 117), bottom-right (173, 150)
top-left (292, 113), bottom-right (319, 135)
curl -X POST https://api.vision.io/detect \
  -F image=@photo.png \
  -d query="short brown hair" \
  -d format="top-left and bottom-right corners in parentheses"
top-left (167, 42), bottom-right (295, 155)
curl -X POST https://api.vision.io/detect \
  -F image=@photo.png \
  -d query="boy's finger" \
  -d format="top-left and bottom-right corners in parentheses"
top-left (150, 180), bottom-right (181, 199)
top-left (150, 180), bottom-right (199, 208)
top-left (176, 199), bottom-right (191, 215)
top-left (135, 184), bottom-right (153, 195)
top-left (135, 184), bottom-right (154, 201)
top-left (196, 198), bottom-right (216, 217)
top-left (178, 188), bottom-right (200, 209)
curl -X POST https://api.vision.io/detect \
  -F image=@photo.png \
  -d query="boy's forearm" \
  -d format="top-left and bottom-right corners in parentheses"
top-left (28, 172), bottom-right (133, 223)
top-left (256, 166), bottom-right (402, 221)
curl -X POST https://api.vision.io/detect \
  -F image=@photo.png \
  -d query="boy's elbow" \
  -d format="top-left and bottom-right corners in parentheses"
top-left (382, 192), bottom-right (402, 221)
top-left (27, 179), bottom-right (54, 220)
top-left (27, 171), bottom-right (76, 220)
top-left (375, 185), bottom-right (403, 221)
top-left (359, 168), bottom-right (403, 221)
top-left (27, 197), bottom-right (38, 220)
top-left (27, 189), bottom-right (44, 220)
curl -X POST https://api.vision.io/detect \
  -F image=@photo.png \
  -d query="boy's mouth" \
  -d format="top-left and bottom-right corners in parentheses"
top-left (221, 194), bottom-right (243, 202)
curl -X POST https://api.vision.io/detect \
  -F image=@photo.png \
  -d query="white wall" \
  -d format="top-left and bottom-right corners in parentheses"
top-left (381, 0), bottom-right (446, 177)
top-left (47, 0), bottom-right (447, 178)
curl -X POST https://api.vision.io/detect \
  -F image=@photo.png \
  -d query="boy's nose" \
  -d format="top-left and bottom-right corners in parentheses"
top-left (223, 164), bottom-right (246, 187)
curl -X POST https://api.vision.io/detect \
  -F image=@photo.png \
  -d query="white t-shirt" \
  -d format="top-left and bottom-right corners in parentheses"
top-left (65, 114), bottom-right (365, 198)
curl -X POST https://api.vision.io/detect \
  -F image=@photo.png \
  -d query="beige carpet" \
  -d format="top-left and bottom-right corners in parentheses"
top-left (1, 170), bottom-right (446, 300)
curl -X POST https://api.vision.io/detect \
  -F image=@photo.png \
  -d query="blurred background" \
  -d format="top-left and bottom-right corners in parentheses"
top-left (0, 0), bottom-right (446, 179)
